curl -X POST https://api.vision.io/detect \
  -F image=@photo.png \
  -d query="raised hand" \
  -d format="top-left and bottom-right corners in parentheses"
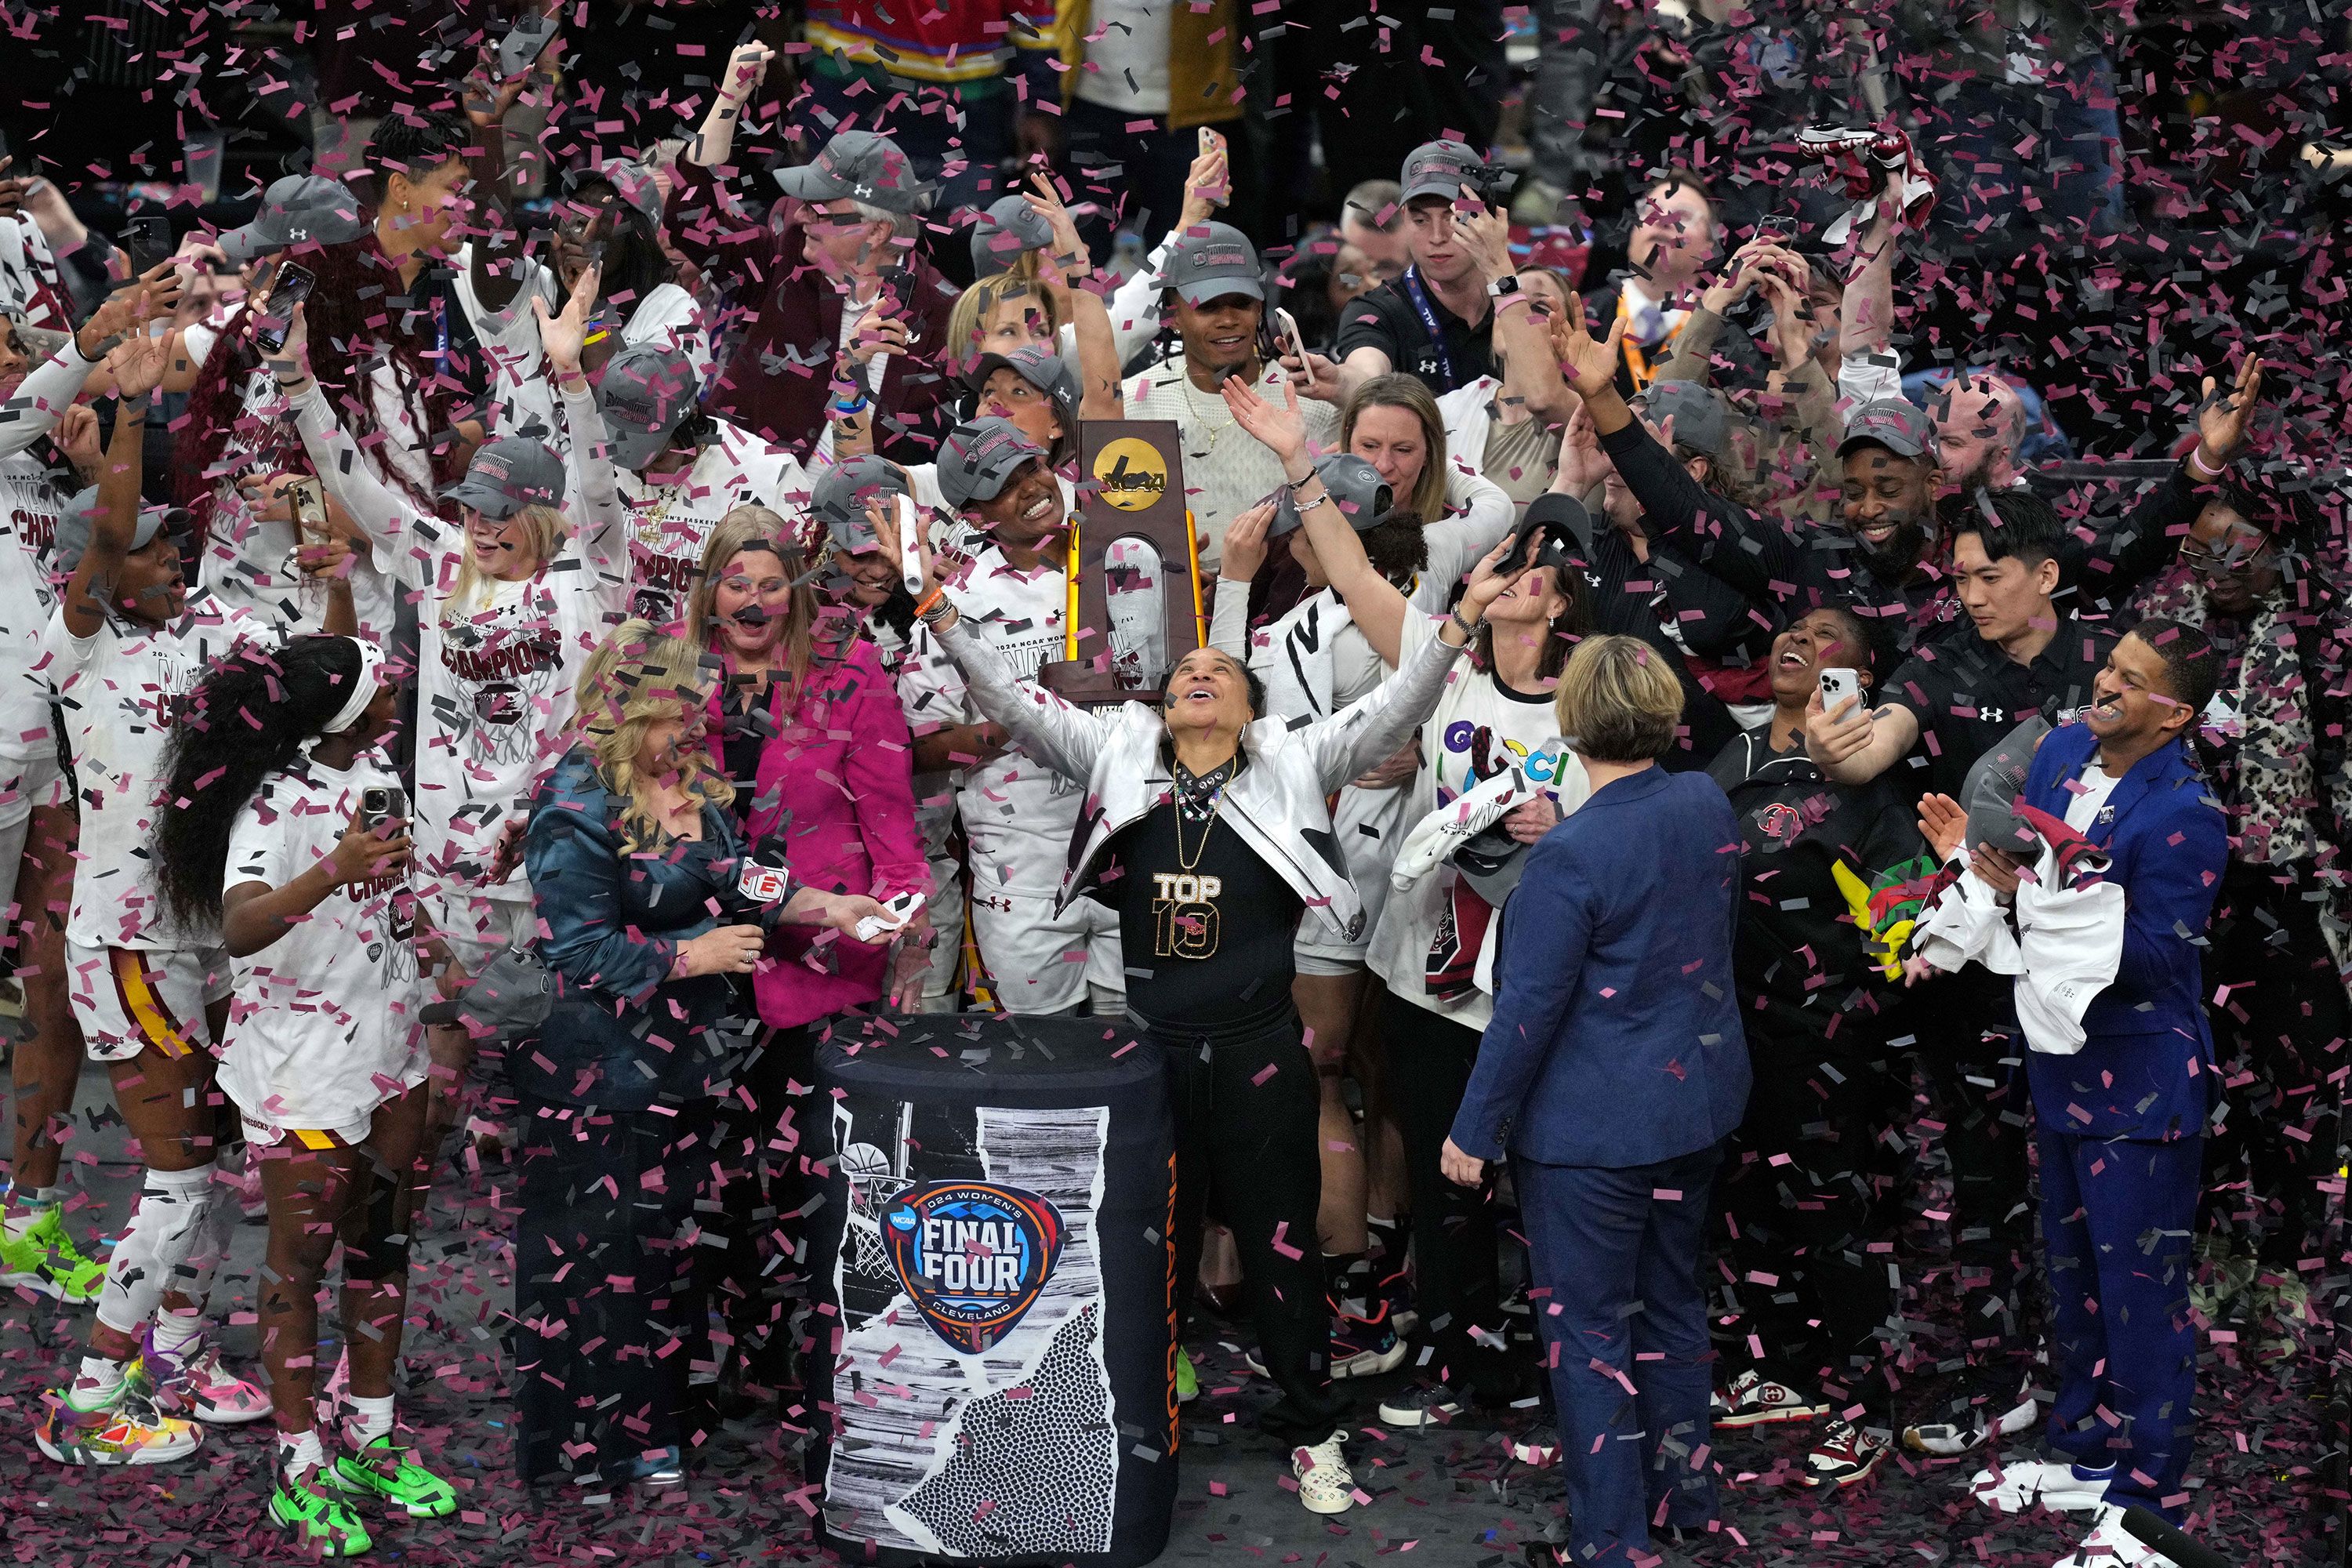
top-left (1179, 133), bottom-right (1231, 231)
top-left (2195, 355), bottom-right (2263, 464)
top-left (1802, 685), bottom-right (1874, 768)
top-left (720, 41), bottom-right (775, 103)
top-left (56, 404), bottom-right (103, 478)
top-left (1219, 500), bottom-right (1275, 583)
top-left (105, 332), bottom-right (171, 400)
top-left (328, 808), bottom-right (411, 884)
top-left (1218, 372), bottom-right (1309, 465)
top-left (533, 262), bottom-right (601, 374)
top-left (1458, 532), bottom-right (1534, 622)
top-left (1552, 295), bottom-right (1628, 401)
top-left (1455, 202), bottom-right (1514, 285)
top-left (1698, 236), bottom-right (1773, 315)
top-left (1025, 169), bottom-right (1091, 285)
top-left (1917, 793), bottom-right (1967, 861)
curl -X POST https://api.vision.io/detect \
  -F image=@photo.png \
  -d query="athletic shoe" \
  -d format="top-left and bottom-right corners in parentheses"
top-left (1377, 1382), bottom-right (1465, 1428)
top-left (1969, 1457), bottom-right (2114, 1515)
top-left (34, 1384), bottom-right (203, 1466)
top-left (1290, 1434), bottom-right (1356, 1515)
top-left (1330, 1314), bottom-right (1408, 1381)
top-left (1803, 1418), bottom-right (1889, 1487)
top-left (2054, 1504), bottom-right (2162, 1566)
top-left (1712, 1370), bottom-right (1827, 1430)
top-left (1174, 1347), bottom-right (1199, 1405)
top-left (1370, 1247), bottom-right (1418, 1338)
top-left (324, 1434), bottom-right (458, 1518)
top-left (1511, 1423), bottom-right (1561, 1468)
top-left (1902, 1381), bottom-right (2040, 1455)
top-left (0, 1207), bottom-right (107, 1304)
top-left (140, 1323), bottom-right (270, 1425)
top-left (272, 1472), bottom-right (375, 1557)
top-left (1497, 1281), bottom-right (1532, 1317)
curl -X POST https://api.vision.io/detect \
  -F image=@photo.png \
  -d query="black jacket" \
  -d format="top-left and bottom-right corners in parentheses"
top-left (1708, 727), bottom-right (1930, 1035)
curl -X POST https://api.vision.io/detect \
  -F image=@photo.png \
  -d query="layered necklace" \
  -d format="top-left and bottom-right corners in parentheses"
top-left (1171, 753), bottom-right (1240, 869)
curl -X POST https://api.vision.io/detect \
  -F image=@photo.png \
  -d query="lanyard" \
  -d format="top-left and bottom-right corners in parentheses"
top-left (1398, 265), bottom-right (1454, 390)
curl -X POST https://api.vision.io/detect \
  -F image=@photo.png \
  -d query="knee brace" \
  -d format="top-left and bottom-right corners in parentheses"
top-left (339, 1170), bottom-right (412, 1286)
top-left (96, 1162), bottom-right (219, 1337)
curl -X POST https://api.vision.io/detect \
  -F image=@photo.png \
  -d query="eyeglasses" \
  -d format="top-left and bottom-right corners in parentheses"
top-left (2179, 543), bottom-right (2267, 575)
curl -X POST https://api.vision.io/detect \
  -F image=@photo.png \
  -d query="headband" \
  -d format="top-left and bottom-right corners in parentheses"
top-left (325, 639), bottom-right (388, 735)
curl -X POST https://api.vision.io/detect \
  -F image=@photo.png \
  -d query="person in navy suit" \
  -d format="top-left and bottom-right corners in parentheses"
top-left (1951, 616), bottom-right (2227, 1567)
top-left (1441, 634), bottom-right (1749, 1566)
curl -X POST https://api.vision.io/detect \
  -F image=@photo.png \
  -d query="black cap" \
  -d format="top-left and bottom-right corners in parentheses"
top-left (1514, 493), bottom-right (1594, 568)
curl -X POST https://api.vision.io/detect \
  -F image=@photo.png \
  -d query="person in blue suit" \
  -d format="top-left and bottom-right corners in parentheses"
top-left (1955, 615), bottom-right (2227, 1568)
top-left (1441, 633), bottom-right (1749, 1566)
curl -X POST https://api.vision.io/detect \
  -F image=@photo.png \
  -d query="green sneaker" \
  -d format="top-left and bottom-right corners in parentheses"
top-left (1175, 1347), bottom-right (1198, 1405)
top-left (0, 1206), bottom-right (106, 1304)
top-left (271, 1474), bottom-right (374, 1556)
top-left (325, 1434), bottom-right (458, 1518)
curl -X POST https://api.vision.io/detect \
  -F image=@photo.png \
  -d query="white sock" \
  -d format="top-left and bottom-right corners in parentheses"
top-left (67, 1354), bottom-right (127, 1410)
top-left (3, 1186), bottom-right (56, 1240)
top-left (278, 1425), bottom-right (327, 1482)
top-left (347, 1393), bottom-right (395, 1445)
top-left (150, 1306), bottom-right (205, 1356)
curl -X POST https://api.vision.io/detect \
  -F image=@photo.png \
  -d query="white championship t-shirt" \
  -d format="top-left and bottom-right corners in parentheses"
top-left (43, 597), bottom-right (266, 948)
top-left (612, 419), bottom-right (814, 628)
top-left (218, 753), bottom-right (429, 1139)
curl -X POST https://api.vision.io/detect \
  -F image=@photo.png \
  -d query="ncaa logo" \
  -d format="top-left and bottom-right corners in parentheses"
top-left (881, 1180), bottom-right (1066, 1355)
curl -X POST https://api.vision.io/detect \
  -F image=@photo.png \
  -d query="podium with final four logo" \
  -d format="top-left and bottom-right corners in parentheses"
top-left (804, 1012), bottom-right (1179, 1566)
top-left (1038, 420), bottom-right (1205, 706)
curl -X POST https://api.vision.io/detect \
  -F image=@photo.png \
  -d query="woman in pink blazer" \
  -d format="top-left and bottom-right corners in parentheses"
top-left (686, 507), bottom-right (932, 1029)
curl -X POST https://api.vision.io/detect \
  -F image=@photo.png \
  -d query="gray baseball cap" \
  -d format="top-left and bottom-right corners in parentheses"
top-left (212, 174), bottom-right (371, 264)
top-left (1838, 398), bottom-right (1936, 462)
top-left (1399, 140), bottom-right (1489, 206)
top-left (811, 456), bottom-right (913, 552)
top-left (970, 193), bottom-right (1055, 274)
top-left (1636, 379), bottom-right (1730, 461)
top-left (774, 130), bottom-right (933, 215)
top-left (595, 343), bottom-right (701, 471)
top-left (563, 157), bottom-right (666, 234)
top-left (1156, 222), bottom-right (1263, 307)
top-left (53, 488), bottom-right (184, 577)
top-left (1269, 453), bottom-right (1393, 538)
top-left (937, 418), bottom-right (1045, 510)
top-left (967, 342), bottom-right (1078, 432)
top-left (440, 436), bottom-right (567, 519)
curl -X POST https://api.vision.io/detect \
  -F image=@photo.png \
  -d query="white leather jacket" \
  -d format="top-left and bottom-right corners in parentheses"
top-left (930, 614), bottom-right (1468, 944)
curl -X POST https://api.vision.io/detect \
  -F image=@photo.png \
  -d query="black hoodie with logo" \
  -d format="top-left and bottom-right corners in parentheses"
top-left (1707, 727), bottom-right (1933, 1039)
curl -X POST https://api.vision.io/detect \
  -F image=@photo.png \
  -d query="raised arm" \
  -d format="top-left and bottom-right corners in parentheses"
top-left (1302, 600), bottom-right (1479, 791)
top-left (1207, 503), bottom-right (1273, 660)
top-left (0, 272), bottom-right (171, 456)
top-left (1220, 372), bottom-right (1414, 666)
top-left (686, 42), bottom-right (775, 172)
top-left (272, 307), bottom-right (419, 564)
top-left (463, 38), bottom-right (549, 319)
top-left (1459, 206), bottom-right (1575, 426)
top-left (925, 609), bottom-right (1115, 786)
top-left (1804, 687), bottom-right (1922, 786)
top-left (2085, 356), bottom-right (2264, 601)
top-left (56, 338), bottom-right (167, 639)
top-left (1026, 172), bottom-right (1123, 419)
top-left (223, 804), bottom-right (411, 958)
top-left (536, 264), bottom-right (626, 575)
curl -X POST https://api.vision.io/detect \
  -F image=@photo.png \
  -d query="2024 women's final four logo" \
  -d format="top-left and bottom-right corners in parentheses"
top-left (882, 1181), bottom-right (1067, 1355)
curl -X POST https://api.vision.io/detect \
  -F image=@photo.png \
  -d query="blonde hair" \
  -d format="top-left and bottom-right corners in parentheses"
top-left (684, 506), bottom-right (822, 700)
top-left (1341, 373), bottom-right (1450, 524)
top-left (947, 273), bottom-right (1058, 372)
top-left (441, 503), bottom-right (566, 622)
top-left (1553, 633), bottom-right (1684, 763)
top-left (572, 619), bottom-right (733, 851)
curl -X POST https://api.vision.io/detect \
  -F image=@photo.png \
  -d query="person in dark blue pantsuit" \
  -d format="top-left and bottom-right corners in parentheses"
top-left (1947, 618), bottom-right (2229, 1568)
top-left (1441, 634), bottom-right (1749, 1567)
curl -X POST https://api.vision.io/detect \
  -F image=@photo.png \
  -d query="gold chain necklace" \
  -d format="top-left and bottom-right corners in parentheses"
top-left (1174, 786), bottom-right (1225, 871)
top-left (1176, 365), bottom-right (1239, 456)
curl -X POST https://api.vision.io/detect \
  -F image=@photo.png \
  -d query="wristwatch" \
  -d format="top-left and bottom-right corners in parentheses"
top-left (1486, 274), bottom-right (1523, 300)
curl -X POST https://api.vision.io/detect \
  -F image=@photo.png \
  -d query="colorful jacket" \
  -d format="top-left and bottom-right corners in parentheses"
top-left (742, 631), bottom-right (931, 1030)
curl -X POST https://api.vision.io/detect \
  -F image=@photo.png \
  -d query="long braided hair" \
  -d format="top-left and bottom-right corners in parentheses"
top-left (174, 238), bottom-right (461, 550)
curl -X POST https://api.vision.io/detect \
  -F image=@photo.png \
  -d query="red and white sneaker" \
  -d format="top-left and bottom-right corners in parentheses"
top-left (139, 1322), bottom-right (270, 1425)
top-left (1803, 1417), bottom-right (1889, 1487)
top-left (1712, 1370), bottom-right (1828, 1430)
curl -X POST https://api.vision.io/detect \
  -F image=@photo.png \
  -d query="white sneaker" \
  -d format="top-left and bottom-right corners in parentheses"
top-left (1903, 1389), bottom-right (2040, 1454)
top-left (1969, 1457), bottom-right (2114, 1515)
top-left (1713, 1370), bottom-right (1828, 1429)
top-left (1291, 1435), bottom-right (1356, 1515)
top-left (2055, 1504), bottom-right (2162, 1566)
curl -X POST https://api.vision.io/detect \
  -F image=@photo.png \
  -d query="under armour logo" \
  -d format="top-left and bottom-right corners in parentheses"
top-left (853, 183), bottom-right (875, 199)
top-left (1980, 706), bottom-right (2006, 724)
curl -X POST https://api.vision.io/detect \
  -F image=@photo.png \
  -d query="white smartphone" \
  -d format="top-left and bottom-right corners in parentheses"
top-left (1276, 306), bottom-right (1308, 369)
top-left (1818, 667), bottom-right (1863, 714)
top-left (856, 889), bottom-right (926, 942)
top-left (895, 494), bottom-right (924, 596)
